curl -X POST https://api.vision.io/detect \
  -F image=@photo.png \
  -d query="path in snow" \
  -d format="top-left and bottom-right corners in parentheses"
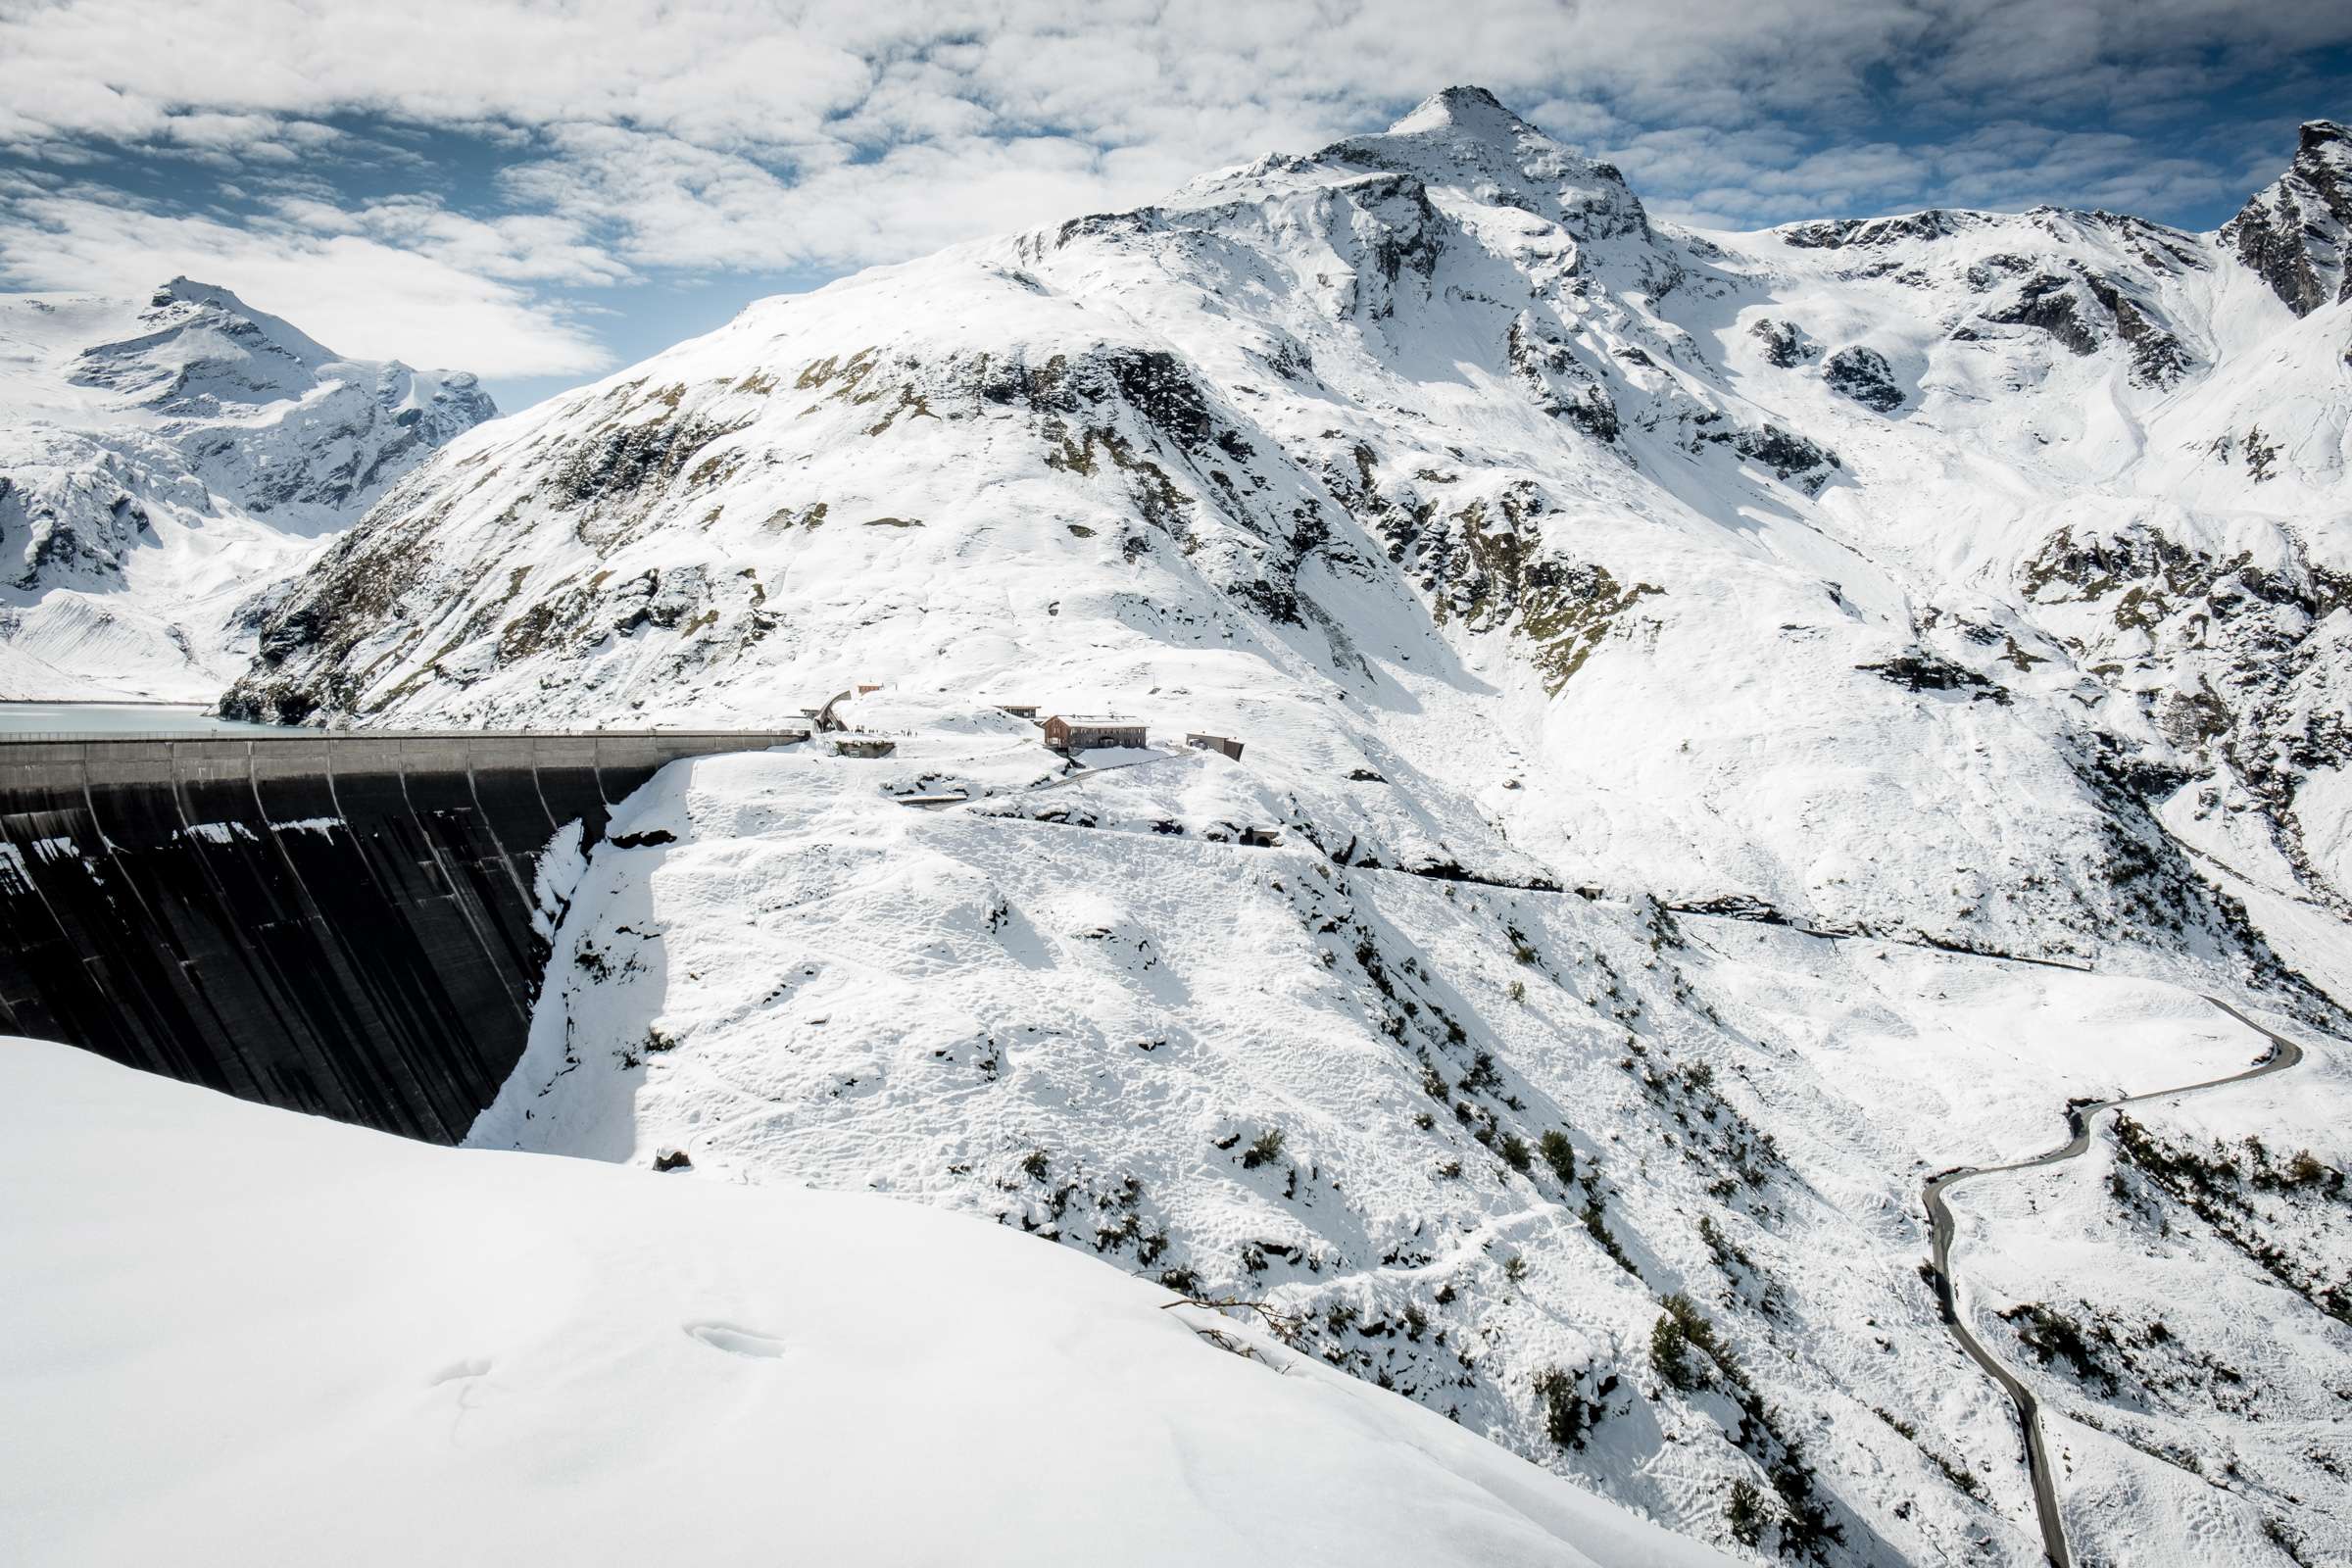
top-left (1921, 996), bottom-right (2309, 1568)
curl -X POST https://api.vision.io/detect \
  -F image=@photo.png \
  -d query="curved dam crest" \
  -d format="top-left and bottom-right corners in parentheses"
top-left (0, 729), bottom-right (801, 1142)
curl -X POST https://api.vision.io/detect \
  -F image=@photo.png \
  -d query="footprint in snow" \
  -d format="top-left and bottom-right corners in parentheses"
top-left (684, 1321), bottom-right (790, 1358)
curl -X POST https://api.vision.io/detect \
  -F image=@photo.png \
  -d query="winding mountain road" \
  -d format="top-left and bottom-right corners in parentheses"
top-left (1922, 996), bottom-right (2308, 1567)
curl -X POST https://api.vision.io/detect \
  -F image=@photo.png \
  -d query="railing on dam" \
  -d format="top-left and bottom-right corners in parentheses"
top-left (0, 728), bottom-right (806, 1142)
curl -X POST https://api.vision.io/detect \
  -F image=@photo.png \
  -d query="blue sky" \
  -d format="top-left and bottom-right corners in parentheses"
top-left (1, 1), bottom-right (2344, 413)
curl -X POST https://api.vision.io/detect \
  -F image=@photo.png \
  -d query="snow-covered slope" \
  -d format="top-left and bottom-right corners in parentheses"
top-left (200, 88), bottom-right (2352, 1565)
top-left (464, 730), bottom-right (2348, 1567)
top-left (0, 279), bottom-right (494, 699)
top-left (0, 1037), bottom-right (1738, 1568)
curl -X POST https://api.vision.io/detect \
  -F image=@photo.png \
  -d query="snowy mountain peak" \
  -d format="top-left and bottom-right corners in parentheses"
top-left (1320, 85), bottom-right (1648, 243)
top-left (1385, 83), bottom-right (1535, 140)
top-left (150, 274), bottom-right (269, 318)
top-left (79, 277), bottom-right (347, 416)
top-left (0, 281), bottom-right (496, 698)
top-left (2222, 118), bottom-right (2352, 316)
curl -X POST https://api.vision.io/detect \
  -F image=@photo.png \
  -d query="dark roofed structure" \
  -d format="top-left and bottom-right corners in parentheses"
top-left (1042, 714), bottom-right (1148, 753)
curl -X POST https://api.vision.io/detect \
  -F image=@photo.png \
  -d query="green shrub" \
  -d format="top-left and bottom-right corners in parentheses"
top-left (1540, 1130), bottom-right (1576, 1186)
top-left (1583, 1196), bottom-right (1640, 1275)
top-left (1241, 1128), bottom-right (1287, 1169)
top-left (1650, 1292), bottom-right (1725, 1392)
top-left (1532, 1366), bottom-right (1600, 1449)
top-left (1650, 1311), bottom-right (1699, 1390)
top-left (1725, 1478), bottom-right (1767, 1546)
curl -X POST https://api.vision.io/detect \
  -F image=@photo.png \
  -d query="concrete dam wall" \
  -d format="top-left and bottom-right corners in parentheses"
top-left (0, 730), bottom-right (801, 1142)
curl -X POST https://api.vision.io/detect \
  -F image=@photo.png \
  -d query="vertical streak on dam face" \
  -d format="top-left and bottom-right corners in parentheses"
top-left (0, 730), bottom-right (801, 1142)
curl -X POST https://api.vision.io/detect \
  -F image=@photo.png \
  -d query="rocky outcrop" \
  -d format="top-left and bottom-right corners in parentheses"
top-left (1700, 421), bottom-right (1842, 491)
top-left (1961, 263), bottom-right (2193, 386)
top-left (2223, 121), bottom-right (2352, 317)
top-left (1749, 318), bottom-right (1818, 368)
top-left (2021, 519), bottom-right (2352, 908)
top-left (1822, 346), bottom-right (1903, 412)
top-left (1778, 208), bottom-right (1972, 251)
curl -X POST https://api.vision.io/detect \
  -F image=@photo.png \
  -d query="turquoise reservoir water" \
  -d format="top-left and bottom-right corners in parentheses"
top-left (0, 703), bottom-right (282, 737)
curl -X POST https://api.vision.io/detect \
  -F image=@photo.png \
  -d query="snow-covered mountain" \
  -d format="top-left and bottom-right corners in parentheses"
top-left (221, 93), bottom-right (2350, 963)
top-left (207, 90), bottom-right (2352, 1564)
top-left (0, 278), bottom-right (494, 699)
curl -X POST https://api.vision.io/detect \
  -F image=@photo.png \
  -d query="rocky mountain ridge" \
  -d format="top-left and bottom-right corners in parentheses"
top-left (2223, 118), bottom-right (2352, 318)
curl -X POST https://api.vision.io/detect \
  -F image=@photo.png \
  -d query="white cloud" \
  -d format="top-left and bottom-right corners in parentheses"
top-left (266, 194), bottom-right (635, 287)
top-left (0, 0), bottom-right (2341, 380)
top-left (0, 190), bottom-right (612, 376)
top-left (1609, 110), bottom-right (2262, 230)
top-left (497, 121), bottom-right (1192, 275)
top-left (6, 0), bottom-right (2338, 164)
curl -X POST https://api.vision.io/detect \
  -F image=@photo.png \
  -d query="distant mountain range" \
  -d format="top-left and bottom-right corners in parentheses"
top-left (0, 277), bottom-right (493, 700)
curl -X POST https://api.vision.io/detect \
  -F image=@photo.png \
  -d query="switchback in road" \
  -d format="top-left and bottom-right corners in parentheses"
top-left (1922, 997), bottom-right (2308, 1567)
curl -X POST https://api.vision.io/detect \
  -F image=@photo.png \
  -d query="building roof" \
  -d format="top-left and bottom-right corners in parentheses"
top-left (1049, 714), bottom-right (1146, 725)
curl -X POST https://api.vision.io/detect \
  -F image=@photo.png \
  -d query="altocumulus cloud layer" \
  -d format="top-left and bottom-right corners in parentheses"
top-left (2, 0), bottom-right (2345, 388)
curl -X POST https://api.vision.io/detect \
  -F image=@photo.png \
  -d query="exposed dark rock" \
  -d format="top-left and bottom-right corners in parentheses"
top-left (1964, 253), bottom-right (2034, 292)
top-left (549, 413), bottom-right (740, 509)
top-left (2077, 271), bottom-right (2192, 387)
top-left (1822, 347), bottom-right (1903, 413)
top-left (1105, 349), bottom-right (1214, 452)
top-left (2023, 520), bottom-right (2352, 914)
top-left (1983, 274), bottom-right (2100, 357)
top-left (1675, 894), bottom-right (1789, 924)
top-left (1702, 423), bottom-right (1842, 491)
top-left (1779, 210), bottom-right (1966, 250)
top-left (2222, 121), bottom-right (2352, 318)
top-left (1858, 653), bottom-right (2010, 704)
top-left (1749, 318), bottom-right (1817, 368)
top-left (1505, 318), bottom-right (1619, 440)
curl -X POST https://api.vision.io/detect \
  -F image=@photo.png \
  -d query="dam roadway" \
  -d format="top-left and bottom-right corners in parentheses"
top-left (0, 729), bottom-right (801, 1142)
